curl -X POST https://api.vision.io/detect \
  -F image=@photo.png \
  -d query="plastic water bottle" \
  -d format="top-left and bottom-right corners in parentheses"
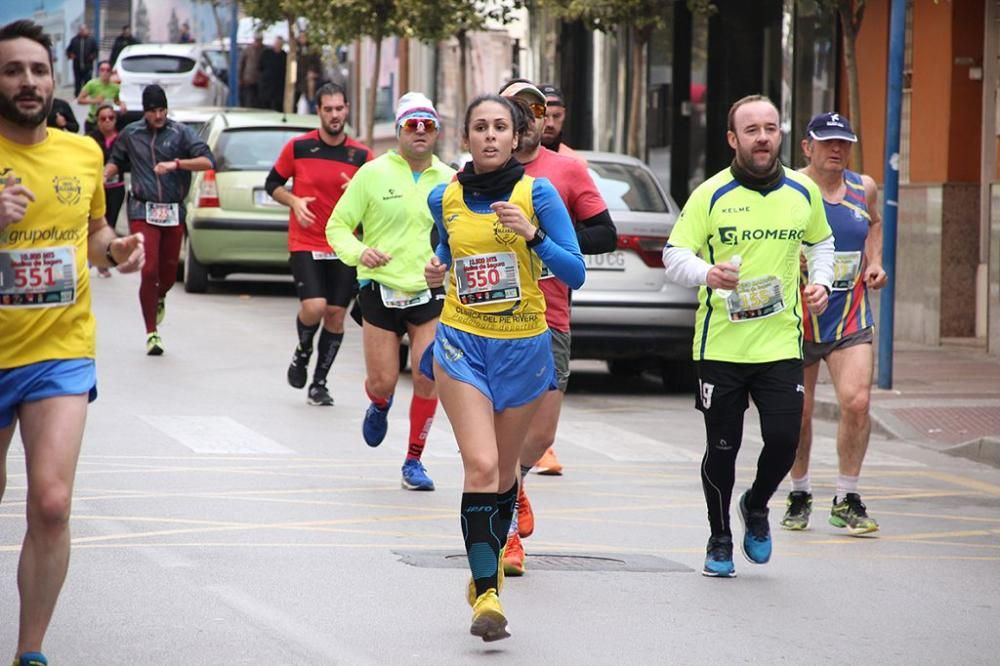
top-left (714, 254), bottom-right (742, 299)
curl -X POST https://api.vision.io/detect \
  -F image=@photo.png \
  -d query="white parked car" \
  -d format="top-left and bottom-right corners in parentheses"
top-left (113, 43), bottom-right (228, 110)
top-left (570, 151), bottom-right (698, 390)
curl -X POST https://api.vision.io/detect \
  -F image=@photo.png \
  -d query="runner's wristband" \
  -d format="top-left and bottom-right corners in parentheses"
top-left (174, 159), bottom-right (182, 171)
top-left (105, 242), bottom-right (118, 266)
top-left (526, 227), bottom-right (547, 248)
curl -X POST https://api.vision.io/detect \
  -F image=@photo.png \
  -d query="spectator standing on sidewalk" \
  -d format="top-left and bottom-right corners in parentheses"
top-left (65, 24), bottom-right (97, 96)
top-left (258, 36), bottom-right (287, 112)
top-left (238, 34), bottom-right (264, 108)
top-left (109, 25), bottom-right (138, 67)
top-left (780, 112), bottom-right (887, 536)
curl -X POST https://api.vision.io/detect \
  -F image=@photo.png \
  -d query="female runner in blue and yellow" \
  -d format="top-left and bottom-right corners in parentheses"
top-left (422, 94), bottom-right (584, 641)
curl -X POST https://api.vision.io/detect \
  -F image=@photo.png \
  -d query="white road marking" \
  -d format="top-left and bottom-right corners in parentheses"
top-left (556, 420), bottom-right (704, 463)
top-left (140, 416), bottom-right (295, 455)
top-left (208, 584), bottom-right (377, 664)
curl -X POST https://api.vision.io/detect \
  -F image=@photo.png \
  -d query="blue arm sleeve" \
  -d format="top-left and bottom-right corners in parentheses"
top-left (428, 185), bottom-right (452, 268)
top-left (531, 178), bottom-right (585, 289)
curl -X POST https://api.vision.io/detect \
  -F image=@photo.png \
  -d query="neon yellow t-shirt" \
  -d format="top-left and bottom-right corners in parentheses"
top-left (0, 129), bottom-right (106, 368)
top-left (668, 166), bottom-right (832, 363)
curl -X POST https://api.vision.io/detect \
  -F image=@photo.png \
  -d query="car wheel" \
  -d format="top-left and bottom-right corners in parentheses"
top-left (607, 359), bottom-right (646, 377)
top-left (661, 360), bottom-right (697, 394)
top-left (183, 236), bottom-right (209, 293)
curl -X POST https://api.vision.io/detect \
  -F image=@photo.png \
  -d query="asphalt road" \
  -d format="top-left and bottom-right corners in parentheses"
top-left (2, 271), bottom-right (999, 664)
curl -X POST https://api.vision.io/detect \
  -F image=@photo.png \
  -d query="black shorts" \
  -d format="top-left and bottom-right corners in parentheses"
top-left (289, 251), bottom-right (357, 306)
top-left (357, 281), bottom-right (444, 336)
top-left (694, 359), bottom-right (804, 419)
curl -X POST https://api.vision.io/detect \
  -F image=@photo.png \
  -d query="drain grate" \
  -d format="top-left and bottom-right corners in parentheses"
top-left (395, 550), bottom-right (692, 573)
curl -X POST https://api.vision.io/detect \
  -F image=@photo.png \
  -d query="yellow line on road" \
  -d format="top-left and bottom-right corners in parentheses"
top-left (916, 471), bottom-right (1000, 497)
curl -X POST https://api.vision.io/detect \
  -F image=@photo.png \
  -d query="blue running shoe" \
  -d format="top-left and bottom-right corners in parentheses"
top-left (737, 490), bottom-right (772, 564)
top-left (401, 459), bottom-right (435, 491)
top-left (702, 535), bottom-right (736, 577)
top-left (362, 396), bottom-right (393, 447)
top-left (18, 653), bottom-right (48, 666)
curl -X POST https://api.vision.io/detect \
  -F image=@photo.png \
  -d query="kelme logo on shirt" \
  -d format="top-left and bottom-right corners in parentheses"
top-left (52, 176), bottom-right (82, 205)
top-left (719, 226), bottom-right (737, 245)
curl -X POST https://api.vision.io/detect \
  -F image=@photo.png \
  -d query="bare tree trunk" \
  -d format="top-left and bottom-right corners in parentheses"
top-left (457, 30), bottom-right (468, 125)
top-left (840, 1), bottom-right (865, 172)
top-left (627, 29), bottom-right (648, 158)
top-left (367, 33), bottom-right (383, 147)
top-left (210, 1), bottom-right (225, 47)
top-left (399, 36), bottom-right (410, 95)
top-left (284, 16), bottom-right (298, 114)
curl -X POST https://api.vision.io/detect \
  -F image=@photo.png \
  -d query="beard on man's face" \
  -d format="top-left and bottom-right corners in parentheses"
top-left (0, 89), bottom-right (53, 128)
top-left (736, 140), bottom-right (779, 176)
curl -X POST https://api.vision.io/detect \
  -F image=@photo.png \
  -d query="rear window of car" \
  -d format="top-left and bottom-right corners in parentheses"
top-left (121, 55), bottom-right (196, 74)
top-left (587, 162), bottom-right (668, 213)
top-left (215, 128), bottom-right (314, 171)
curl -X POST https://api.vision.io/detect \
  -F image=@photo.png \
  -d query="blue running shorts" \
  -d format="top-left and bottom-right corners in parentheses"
top-left (420, 323), bottom-right (556, 412)
top-left (0, 359), bottom-right (98, 427)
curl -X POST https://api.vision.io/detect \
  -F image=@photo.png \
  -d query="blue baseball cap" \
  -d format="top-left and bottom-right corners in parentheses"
top-left (806, 112), bottom-right (857, 142)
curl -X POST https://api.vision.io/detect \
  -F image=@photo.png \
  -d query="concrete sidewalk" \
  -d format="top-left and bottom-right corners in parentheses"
top-left (813, 339), bottom-right (1000, 466)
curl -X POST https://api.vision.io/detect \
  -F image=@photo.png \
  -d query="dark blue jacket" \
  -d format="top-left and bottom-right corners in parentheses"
top-left (110, 118), bottom-right (215, 221)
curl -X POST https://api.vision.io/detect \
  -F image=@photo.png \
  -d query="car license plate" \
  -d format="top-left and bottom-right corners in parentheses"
top-left (585, 251), bottom-right (626, 271)
top-left (254, 189), bottom-right (281, 208)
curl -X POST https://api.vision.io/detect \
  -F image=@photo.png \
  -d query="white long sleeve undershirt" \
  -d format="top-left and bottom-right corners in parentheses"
top-left (662, 235), bottom-right (836, 290)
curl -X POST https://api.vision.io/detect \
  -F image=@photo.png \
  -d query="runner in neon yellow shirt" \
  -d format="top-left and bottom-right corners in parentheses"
top-left (663, 95), bottom-right (834, 578)
top-left (326, 92), bottom-right (455, 490)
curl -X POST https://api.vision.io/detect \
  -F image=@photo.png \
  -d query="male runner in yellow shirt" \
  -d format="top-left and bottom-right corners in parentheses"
top-left (0, 20), bottom-right (143, 666)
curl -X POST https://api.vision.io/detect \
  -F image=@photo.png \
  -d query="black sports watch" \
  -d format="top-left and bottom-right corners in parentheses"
top-left (526, 227), bottom-right (547, 248)
top-left (105, 242), bottom-right (118, 267)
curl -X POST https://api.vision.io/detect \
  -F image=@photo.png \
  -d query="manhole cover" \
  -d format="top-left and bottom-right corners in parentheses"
top-left (395, 550), bottom-right (691, 573)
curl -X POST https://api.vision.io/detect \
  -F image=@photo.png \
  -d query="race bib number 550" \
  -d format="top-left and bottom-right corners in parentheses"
top-left (0, 246), bottom-right (77, 308)
top-left (454, 252), bottom-right (520, 307)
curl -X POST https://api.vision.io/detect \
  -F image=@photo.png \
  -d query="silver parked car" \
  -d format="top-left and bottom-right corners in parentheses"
top-left (570, 151), bottom-right (698, 389)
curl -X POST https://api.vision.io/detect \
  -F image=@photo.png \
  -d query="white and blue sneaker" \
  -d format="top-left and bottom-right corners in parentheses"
top-left (702, 535), bottom-right (736, 577)
top-left (737, 490), bottom-right (772, 564)
top-left (401, 459), bottom-right (435, 491)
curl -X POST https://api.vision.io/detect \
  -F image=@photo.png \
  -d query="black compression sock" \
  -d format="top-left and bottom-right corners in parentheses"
top-left (312, 330), bottom-right (343, 383)
top-left (296, 317), bottom-right (320, 352)
top-left (496, 482), bottom-right (518, 544)
top-left (462, 492), bottom-right (501, 597)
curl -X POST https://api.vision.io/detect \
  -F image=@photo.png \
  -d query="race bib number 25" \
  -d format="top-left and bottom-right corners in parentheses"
top-left (0, 246), bottom-right (77, 308)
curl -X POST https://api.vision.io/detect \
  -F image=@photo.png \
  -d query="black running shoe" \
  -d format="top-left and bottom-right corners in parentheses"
top-left (307, 382), bottom-right (334, 406)
top-left (287, 347), bottom-right (310, 389)
top-left (780, 491), bottom-right (813, 530)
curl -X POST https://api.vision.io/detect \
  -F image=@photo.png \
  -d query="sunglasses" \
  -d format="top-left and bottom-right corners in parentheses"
top-left (400, 117), bottom-right (438, 133)
top-left (527, 102), bottom-right (546, 119)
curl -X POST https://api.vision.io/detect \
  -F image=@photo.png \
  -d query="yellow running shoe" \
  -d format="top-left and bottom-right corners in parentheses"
top-left (467, 551), bottom-right (505, 607)
top-left (470, 589), bottom-right (510, 642)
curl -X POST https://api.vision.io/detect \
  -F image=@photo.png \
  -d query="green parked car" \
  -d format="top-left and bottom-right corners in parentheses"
top-left (182, 110), bottom-right (320, 292)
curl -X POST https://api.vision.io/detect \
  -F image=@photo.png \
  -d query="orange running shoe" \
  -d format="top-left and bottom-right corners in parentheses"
top-left (517, 483), bottom-right (534, 538)
top-left (534, 447), bottom-right (563, 476)
top-left (502, 533), bottom-right (526, 576)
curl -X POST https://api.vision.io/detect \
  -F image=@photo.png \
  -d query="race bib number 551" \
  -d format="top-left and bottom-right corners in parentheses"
top-left (454, 252), bottom-right (520, 307)
top-left (0, 246), bottom-right (77, 308)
